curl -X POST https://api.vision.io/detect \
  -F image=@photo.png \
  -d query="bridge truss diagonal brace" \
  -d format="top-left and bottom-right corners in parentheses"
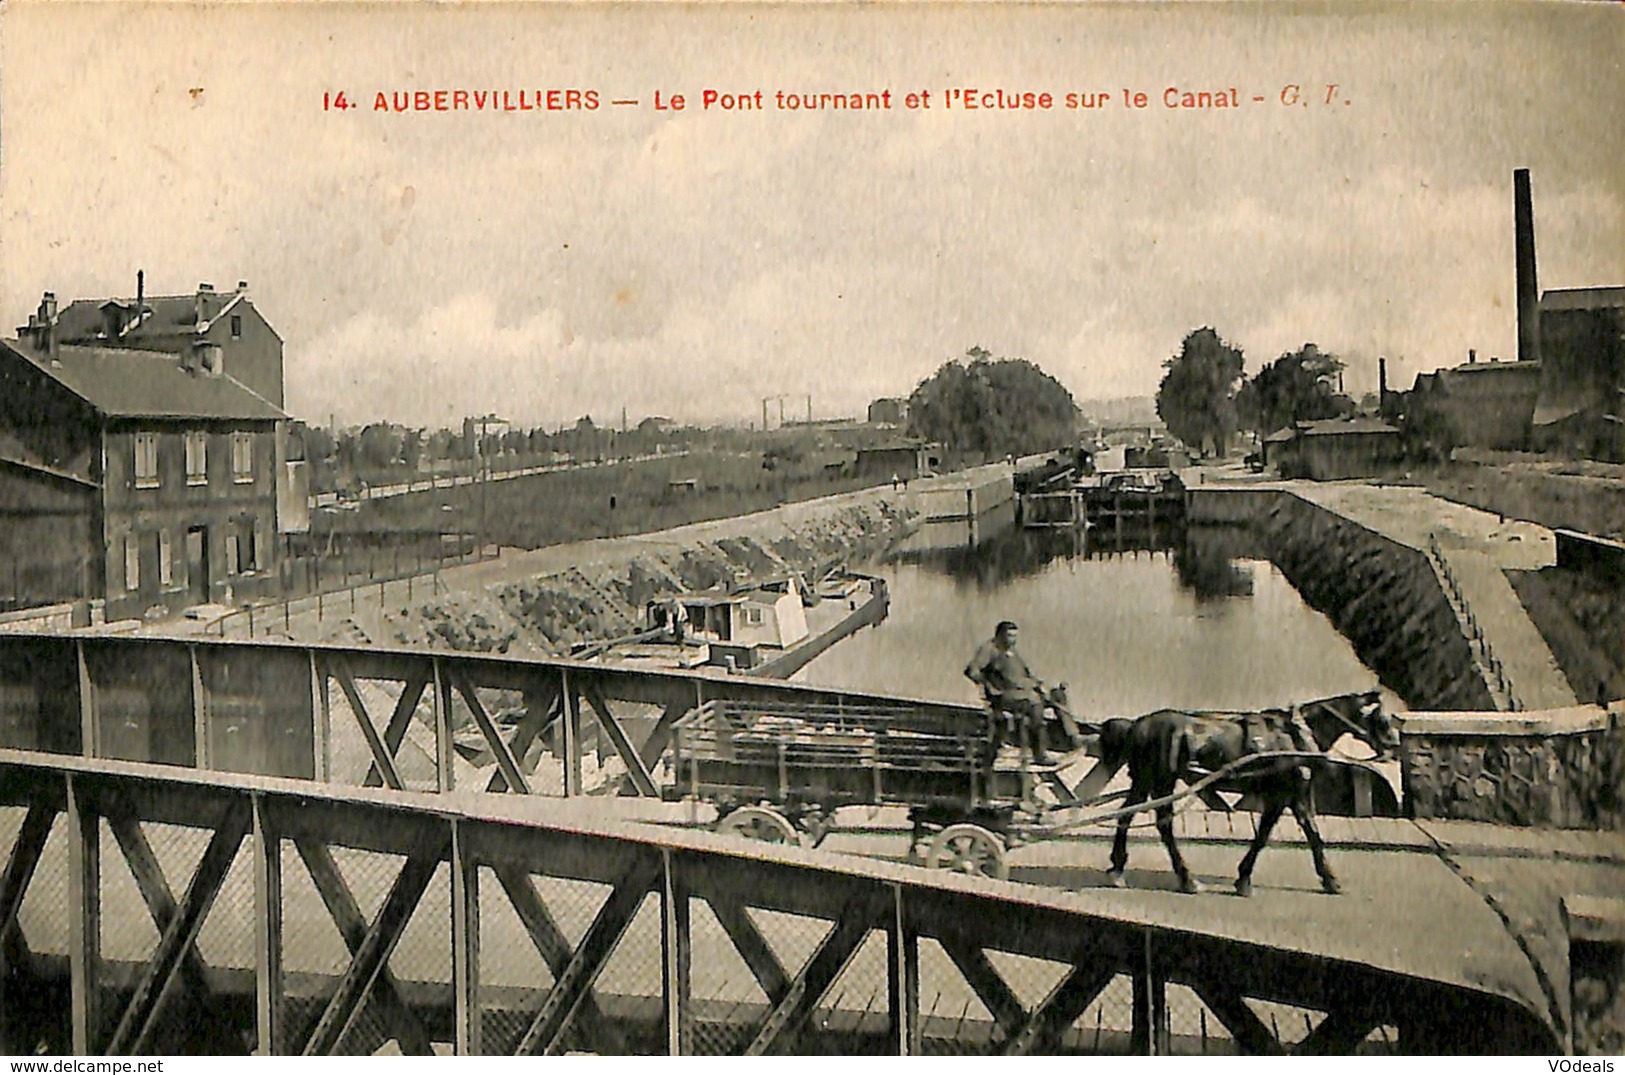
top-left (1292, 1003), bottom-right (1383, 1056)
top-left (486, 681), bottom-right (562, 794)
top-left (451, 671), bottom-right (531, 796)
top-left (292, 838), bottom-right (436, 1056)
top-left (327, 655), bottom-right (404, 791)
top-left (744, 894), bottom-right (886, 1056)
top-left (363, 674), bottom-right (429, 789)
top-left (582, 685), bottom-right (658, 797)
top-left (491, 864), bottom-right (625, 1055)
top-left (938, 932), bottom-right (1028, 1039)
top-left (514, 857), bottom-right (661, 1056)
top-left (0, 803), bottom-right (55, 967)
top-left (1190, 975), bottom-right (1286, 1056)
top-left (300, 841), bottom-right (448, 1056)
top-left (1001, 961), bottom-right (1119, 1056)
top-left (707, 890), bottom-right (792, 1006)
top-left (621, 698), bottom-right (692, 797)
top-left (106, 799), bottom-right (252, 1056)
top-left (105, 813), bottom-right (215, 1017)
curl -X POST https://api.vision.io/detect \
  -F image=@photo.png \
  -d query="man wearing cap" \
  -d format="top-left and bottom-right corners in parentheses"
top-left (964, 620), bottom-right (1054, 767)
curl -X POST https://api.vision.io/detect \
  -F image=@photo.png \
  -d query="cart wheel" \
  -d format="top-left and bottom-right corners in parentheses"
top-left (717, 806), bottom-right (801, 847)
top-left (925, 824), bottom-right (1009, 881)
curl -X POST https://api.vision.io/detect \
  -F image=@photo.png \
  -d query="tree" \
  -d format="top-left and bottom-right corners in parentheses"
top-left (1239, 343), bottom-right (1352, 436)
top-left (357, 423), bottom-right (405, 472)
top-left (1156, 328), bottom-right (1245, 456)
top-left (907, 347), bottom-right (1079, 459)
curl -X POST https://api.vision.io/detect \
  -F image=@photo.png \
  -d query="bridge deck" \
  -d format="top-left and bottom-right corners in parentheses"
top-left (0, 749), bottom-right (1567, 1055)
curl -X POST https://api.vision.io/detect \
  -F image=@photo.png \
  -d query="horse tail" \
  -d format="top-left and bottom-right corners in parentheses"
top-left (1096, 717), bottom-right (1134, 772)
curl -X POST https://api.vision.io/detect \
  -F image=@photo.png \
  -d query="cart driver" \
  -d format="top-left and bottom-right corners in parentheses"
top-left (964, 621), bottom-right (1054, 767)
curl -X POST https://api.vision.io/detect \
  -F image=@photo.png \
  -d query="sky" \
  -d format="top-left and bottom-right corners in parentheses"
top-left (2, 1), bottom-right (1621, 430)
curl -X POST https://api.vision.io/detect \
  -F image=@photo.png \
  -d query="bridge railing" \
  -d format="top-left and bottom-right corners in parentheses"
top-left (0, 633), bottom-right (984, 803)
top-left (0, 749), bottom-right (1557, 1056)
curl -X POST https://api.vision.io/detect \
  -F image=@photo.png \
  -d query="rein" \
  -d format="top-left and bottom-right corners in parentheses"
top-left (1302, 698), bottom-right (1387, 756)
top-left (1035, 749), bottom-right (1390, 834)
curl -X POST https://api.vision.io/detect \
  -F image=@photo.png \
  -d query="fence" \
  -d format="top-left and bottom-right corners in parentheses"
top-left (1425, 532), bottom-right (1521, 711)
top-left (212, 530), bottom-right (495, 638)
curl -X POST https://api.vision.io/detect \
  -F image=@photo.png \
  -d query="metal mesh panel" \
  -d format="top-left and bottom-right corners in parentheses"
top-left (587, 892), bottom-right (664, 1055)
top-left (477, 865), bottom-right (554, 1055)
top-left (808, 929), bottom-right (891, 1051)
top-left (915, 936), bottom-right (996, 1054)
top-left (1245, 998), bottom-right (1325, 1050)
top-left (1166, 984), bottom-right (1230, 1054)
top-left (1069, 973), bottom-right (1136, 1054)
top-left (685, 897), bottom-right (768, 1057)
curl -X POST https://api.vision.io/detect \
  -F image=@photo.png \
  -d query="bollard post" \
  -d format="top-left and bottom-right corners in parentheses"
top-left (284, 601), bottom-right (290, 633)
top-left (318, 591), bottom-right (324, 622)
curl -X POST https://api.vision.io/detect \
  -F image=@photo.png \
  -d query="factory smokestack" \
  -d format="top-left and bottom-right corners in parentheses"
top-left (1514, 168), bottom-right (1540, 364)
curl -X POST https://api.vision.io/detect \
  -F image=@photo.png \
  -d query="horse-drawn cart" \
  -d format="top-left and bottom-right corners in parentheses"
top-left (667, 698), bottom-right (1087, 880)
top-left (667, 690), bottom-right (1402, 890)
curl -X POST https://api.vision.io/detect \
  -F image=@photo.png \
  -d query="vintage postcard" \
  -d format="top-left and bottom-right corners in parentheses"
top-left (0, 0), bottom-right (1620, 1060)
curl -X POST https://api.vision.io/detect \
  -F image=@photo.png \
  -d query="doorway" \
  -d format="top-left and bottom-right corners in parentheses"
top-left (185, 527), bottom-right (208, 604)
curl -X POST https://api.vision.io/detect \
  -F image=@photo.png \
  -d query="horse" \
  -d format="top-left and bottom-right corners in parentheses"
top-left (1093, 690), bottom-right (1399, 896)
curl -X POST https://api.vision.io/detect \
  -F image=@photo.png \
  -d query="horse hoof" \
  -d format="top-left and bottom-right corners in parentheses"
top-left (1321, 877), bottom-right (1342, 895)
top-left (1235, 877), bottom-right (1253, 898)
top-left (1107, 870), bottom-right (1126, 889)
top-left (1179, 876), bottom-right (1205, 895)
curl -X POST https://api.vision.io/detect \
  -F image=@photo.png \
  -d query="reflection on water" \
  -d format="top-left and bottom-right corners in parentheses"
top-left (800, 514), bottom-right (1394, 720)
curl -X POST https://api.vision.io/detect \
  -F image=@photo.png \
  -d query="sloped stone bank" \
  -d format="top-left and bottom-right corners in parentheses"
top-left (380, 494), bottom-right (917, 654)
top-left (1259, 492), bottom-right (1495, 711)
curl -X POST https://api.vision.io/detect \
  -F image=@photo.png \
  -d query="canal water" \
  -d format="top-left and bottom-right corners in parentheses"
top-left (797, 504), bottom-right (1401, 718)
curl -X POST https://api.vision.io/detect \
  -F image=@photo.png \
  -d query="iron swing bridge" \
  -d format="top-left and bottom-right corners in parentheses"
top-left (0, 633), bottom-right (1560, 1055)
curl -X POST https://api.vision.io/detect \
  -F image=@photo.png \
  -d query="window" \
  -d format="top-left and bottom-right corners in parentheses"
top-left (230, 314), bottom-right (242, 339)
top-left (133, 432), bottom-right (159, 488)
top-left (235, 522), bottom-right (258, 574)
top-left (158, 531), bottom-right (173, 587)
top-left (744, 606), bottom-right (764, 626)
top-left (184, 431), bottom-right (208, 485)
top-left (124, 533), bottom-right (140, 591)
top-left (231, 432), bottom-right (254, 483)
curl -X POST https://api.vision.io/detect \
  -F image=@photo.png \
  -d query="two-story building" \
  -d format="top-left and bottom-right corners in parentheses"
top-left (1, 289), bottom-right (286, 620)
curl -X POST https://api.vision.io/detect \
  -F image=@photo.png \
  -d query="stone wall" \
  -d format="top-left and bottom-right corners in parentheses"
top-left (1403, 707), bottom-right (1625, 829)
top-left (1258, 491), bottom-right (1497, 711)
top-left (381, 494), bottom-right (919, 654)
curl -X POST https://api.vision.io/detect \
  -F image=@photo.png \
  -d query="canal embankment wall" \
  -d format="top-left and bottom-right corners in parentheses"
top-left (1192, 480), bottom-right (1623, 830)
top-left (1192, 484), bottom-right (1499, 711)
top-left (368, 486), bottom-right (921, 654)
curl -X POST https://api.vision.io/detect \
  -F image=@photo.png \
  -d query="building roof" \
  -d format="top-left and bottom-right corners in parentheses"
top-left (0, 339), bottom-right (285, 421)
top-left (53, 288), bottom-right (276, 346)
top-left (1297, 417), bottom-right (1400, 437)
top-left (1263, 427), bottom-right (1297, 443)
top-left (0, 454), bottom-right (98, 489)
top-left (1540, 286), bottom-right (1625, 313)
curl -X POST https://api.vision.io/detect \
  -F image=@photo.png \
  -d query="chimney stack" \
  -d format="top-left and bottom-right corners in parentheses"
top-left (1379, 356), bottom-right (1388, 397)
top-left (34, 292), bottom-right (59, 360)
top-left (195, 282), bottom-right (215, 329)
top-left (135, 270), bottom-right (145, 331)
top-left (1514, 168), bottom-right (1540, 364)
top-left (1469, 348), bottom-right (1477, 364)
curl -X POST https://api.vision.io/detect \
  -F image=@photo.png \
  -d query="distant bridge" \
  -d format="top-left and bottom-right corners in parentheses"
top-left (0, 634), bottom-right (1562, 1054)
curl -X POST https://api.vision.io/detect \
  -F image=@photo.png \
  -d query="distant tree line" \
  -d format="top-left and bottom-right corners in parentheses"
top-left (906, 346), bottom-right (1081, 459)
top-left (291, 415), bottom-right (703, 493)
top-left (1155, 328), bottom-right (1356, 457)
